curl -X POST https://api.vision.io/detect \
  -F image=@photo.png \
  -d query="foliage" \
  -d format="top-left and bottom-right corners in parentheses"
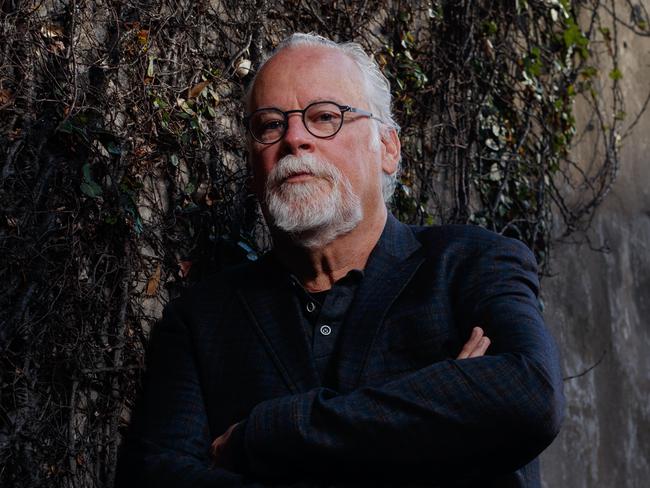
top-left (384, 0), bottom-right (647, 266)
top-left (0, 0), bottom-right (647, 486)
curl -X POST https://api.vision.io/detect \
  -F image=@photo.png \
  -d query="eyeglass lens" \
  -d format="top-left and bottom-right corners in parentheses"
top-left (249, 102), bottom-right (344, 143)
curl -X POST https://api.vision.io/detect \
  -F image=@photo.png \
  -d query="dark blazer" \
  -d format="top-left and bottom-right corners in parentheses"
top-left (116, 214), bottom-right (564, 487)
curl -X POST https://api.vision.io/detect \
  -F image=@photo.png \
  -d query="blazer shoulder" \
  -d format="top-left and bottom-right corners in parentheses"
top-left (410, 223), bottom-right (535, 259)
top-left (169, 258), bottom-right (261, 312)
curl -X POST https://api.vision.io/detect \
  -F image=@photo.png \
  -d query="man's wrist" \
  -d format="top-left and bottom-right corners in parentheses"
top-left (227, 419), bottom-right (249, 473)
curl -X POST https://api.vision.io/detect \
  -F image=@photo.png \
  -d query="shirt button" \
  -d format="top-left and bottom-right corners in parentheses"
top-left (306, 301), bottom-right (316, 313)
top-left (319, 325), bottom-right (332, 336)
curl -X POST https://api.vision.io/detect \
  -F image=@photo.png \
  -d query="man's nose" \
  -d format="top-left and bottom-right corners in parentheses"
top-left (281, 113), bottom-right (315, 154)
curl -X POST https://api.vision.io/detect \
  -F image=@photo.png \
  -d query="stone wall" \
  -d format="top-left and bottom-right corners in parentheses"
top-left (540, 9), bottom-right (650, 487)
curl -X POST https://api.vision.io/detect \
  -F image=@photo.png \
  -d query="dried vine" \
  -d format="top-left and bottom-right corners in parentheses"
top-left (0, 1), bottom-right (647, 487)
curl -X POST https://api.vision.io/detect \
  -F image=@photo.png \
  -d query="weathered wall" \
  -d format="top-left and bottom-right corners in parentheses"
top-left (540, 9), bottom-right (650, 487)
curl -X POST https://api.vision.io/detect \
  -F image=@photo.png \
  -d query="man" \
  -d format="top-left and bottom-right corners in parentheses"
top-left (116, 33), bottom-right (564, 487)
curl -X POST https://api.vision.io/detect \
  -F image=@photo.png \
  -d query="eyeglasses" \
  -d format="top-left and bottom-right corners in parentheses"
top-left (244, 100), bottom-right (384, 145)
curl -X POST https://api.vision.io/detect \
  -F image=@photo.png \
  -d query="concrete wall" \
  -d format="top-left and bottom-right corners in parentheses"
top-left (540, 10), bottom-right (650, 487)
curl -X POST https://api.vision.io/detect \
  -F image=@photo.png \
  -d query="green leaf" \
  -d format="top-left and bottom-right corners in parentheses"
top-left (80, 163), bottom-right (103, 197)
top-left (133, 216), bottom-right (143, 235)
top-left (105, 214), bottom-right (118, 225)
top-left (563, 19), bottom-right (588, 50)
top-left (105, 141), bottom-right (121, 155)
top-left (581, 66), bottom-right (598, 79)
top-left (609, 68), bottom-right (623, 80)
top-left (153, 97), bottom-right (168, 109)
top-left (80, 181), bottom-right (102, 198)
top-left (82, 163), bottom-right (92, 181)
top-left (483, 21), bottom-right (498, 35)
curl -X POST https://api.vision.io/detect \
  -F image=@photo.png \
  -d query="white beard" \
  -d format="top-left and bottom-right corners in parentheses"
top-left (264, 154), bottom-right (363, 248)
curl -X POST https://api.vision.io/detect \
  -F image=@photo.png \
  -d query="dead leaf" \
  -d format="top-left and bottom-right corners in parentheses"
top-left (41, 24), bottom-right (64, 39)
top-left (47, 40), bottom-right (66, 55)
top-left (133, 144), bottom-right (154, 158)
top-left (137, 29), bottom-right (149, 46)
top-left (147, 56), bottom-right (155, 78)
top-left (145, 265), bottom-right (161, 296)
top-left (178, 260), bottom-right (192, 278)
top-left (0, 88), bottom-right (12, 105)
top-left (188, 80), bottom-right (211, 99)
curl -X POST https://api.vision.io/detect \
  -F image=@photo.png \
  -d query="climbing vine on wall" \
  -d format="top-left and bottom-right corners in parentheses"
top-left (0, 0), bottom-right (647, 486)
top-left (383, 0), bottom-right (647, 268)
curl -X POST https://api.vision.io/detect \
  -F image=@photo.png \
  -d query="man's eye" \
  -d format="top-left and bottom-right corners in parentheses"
top-left (311, 111), bottom-right (340, 123)
top-left (261, 119), bottom-right (285, 131)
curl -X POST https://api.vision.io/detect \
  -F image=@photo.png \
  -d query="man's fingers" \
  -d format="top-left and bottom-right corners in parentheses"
top-left (210, 422), bottom-right (239, 463)
top-left (457, 327), bottom-right (490, 359)
top-left (467, 336), bottom-right (490, 358)
top-left (457, 326), bottom-right (482, 359)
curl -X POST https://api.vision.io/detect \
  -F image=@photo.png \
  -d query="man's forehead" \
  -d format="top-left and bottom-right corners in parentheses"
top-left (248, 45), bottom-right (366, 109)
top-left (263, 44), bottom-right (354, 69)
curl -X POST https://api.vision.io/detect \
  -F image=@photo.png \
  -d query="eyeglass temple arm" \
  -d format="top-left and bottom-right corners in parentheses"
top-left (346, 106), bottom-right (390, 126)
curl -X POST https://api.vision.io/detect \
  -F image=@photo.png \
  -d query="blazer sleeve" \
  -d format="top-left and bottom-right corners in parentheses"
top-left (115, 302), bottom-right (303, 488)
top-left (239, 237), bottom-right (565, 485)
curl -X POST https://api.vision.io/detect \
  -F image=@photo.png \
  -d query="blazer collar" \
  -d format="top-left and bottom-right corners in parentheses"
top-left (333, 213), bottom-right (425, 390)
top-left (237, 213), bottom-right (424, 393)
top-left (237, 255), bottom-right (321, 394)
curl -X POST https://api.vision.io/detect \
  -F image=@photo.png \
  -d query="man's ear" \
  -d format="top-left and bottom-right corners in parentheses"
top-left (380, 126), bottom-right (401, 176)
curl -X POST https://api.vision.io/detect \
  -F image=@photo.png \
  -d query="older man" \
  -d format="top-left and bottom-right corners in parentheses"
top-left (116, 33), bottom-right (564, 487)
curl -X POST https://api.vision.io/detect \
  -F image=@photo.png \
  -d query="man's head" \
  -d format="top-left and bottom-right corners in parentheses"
top-left (245, 33), bottom-right (401, 248)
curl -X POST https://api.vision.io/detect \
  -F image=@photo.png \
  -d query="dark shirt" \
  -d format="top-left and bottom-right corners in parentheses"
top-left (289, 270), bottom-right (364, 385)
top-left (229, 269), bottom-right (363, 472)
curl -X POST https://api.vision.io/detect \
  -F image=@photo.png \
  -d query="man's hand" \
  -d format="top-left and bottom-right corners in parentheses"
top-left (457, 326), bottom-right (490, 359)
top-left (210, 422), bottom-right (240, 469)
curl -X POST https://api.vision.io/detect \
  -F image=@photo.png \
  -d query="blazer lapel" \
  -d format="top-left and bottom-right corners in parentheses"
top-left (236, 255), bottom-right (321, 394)
top-left (334, 214), bottom-right (425, 391)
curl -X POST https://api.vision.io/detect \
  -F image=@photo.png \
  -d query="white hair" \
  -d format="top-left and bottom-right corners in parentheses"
top-left (245, 32), bottom-right (400, 202)
top-left (265, 154), bottom-right (363, 248)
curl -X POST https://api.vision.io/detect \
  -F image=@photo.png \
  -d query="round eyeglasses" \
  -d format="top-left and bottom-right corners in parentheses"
top-left (244, 101), bottom-right (384, 145)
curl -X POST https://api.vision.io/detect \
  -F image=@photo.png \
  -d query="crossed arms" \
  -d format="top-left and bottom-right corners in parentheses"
top-left (116, 238), bottom-right (564, 487)
top-left (210, 327), bottom-right (491, 469)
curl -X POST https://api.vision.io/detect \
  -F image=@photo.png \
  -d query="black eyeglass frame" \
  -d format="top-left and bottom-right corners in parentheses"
top-left (244, 100), bottom-right (386, 145)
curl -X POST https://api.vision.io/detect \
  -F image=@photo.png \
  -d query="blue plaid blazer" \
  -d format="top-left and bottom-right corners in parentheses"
top-left (117, 214), bottom-right (564, 487)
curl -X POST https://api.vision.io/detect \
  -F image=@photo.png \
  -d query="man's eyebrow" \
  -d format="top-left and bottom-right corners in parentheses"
top-left (305, 97), bottom-right (344, 106)
top-left (250, 98), bottom-right (346, 113)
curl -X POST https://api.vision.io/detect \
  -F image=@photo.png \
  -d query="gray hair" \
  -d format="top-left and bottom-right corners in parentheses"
top-left (245, 32), bottom-right (400, 203)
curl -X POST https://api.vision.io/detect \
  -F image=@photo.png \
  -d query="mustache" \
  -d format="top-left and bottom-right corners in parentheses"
top-left (266, 155), bottom-right (339, 190)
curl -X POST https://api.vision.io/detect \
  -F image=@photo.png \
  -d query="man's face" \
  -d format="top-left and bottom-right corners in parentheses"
top-left (247, 45), bottom-right (398, 244)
